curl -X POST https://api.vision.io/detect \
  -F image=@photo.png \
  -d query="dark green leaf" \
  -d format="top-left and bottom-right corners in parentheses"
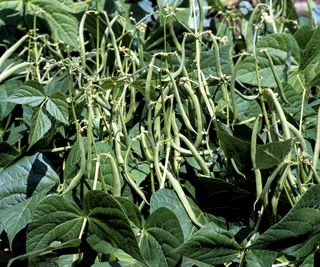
top-left (127, 161), bottom-right (150, 186)
top-left (0, 80), bottom-right (20, 119)
top-left (150, 189), bottom-right (196, 240)
top-left (84, 190), bottom-right (144, 263)
top-left (46, 94), bottom-right (69, 124)
top-left (294, 25), bottom-right (314, 49)
top-left (87, 235), bottom-right (143, 266)
top-left (9, 239), bottom-right (81, 267)
top-left (44, 71), bottom-right (72, 96)
top-left (175, 223), bottom-right (241, 265)
top-left (28, 109), bottom-right (52, 147)
top-left (201, 44), bottom-right (233, 77)
top-left (0, 142), bottom-right (19, 168)
top-left (5, 124), bottom-right (28, 145)
top-left (250, 184), bottom-right (320, 258)
top-left (87, 234), bottom-right (118, 254)
top-left (145, 207), bottom-right (183, 267)
top-left (217, 130), bottom-right (251, 171)
top-left (139, 233), bottom-right (168, 267)
top-left (299, 24), bottom-right (320, 70)
top-left (115, 197), bottom-right (142, 229)
top-left (26, 195), bottom-right (83, 252)
top-left (150, 189), bottom-right (226, 240)
top-left (255, 139), bottom-right (292, 169)
top-left (244, 249), bottom-right (277, 267)
top-left (236, 95), bottom-right (261, 125)
top-left (300, 253), bottom-right (315, 267)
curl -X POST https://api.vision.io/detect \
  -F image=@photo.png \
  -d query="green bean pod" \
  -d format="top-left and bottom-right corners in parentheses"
top-left (181, 81), bottom-right (203, 148)
top-left (159, 163), bottom-right (203, 228)
top-left (251, 116), bottom-right (264, 203)
top-left (123, 140), bottom-right (149, 203)
top-left (230, 53), bottom-right (248, 123)
top-left (106, 153), bottom-right (122, 197)
top-left (168, 71), bottom-right (196, 133)
top-left (263, 50), bottom-right (289, 104)
top-left (178, 133), bottom-right (211, 176)
top-left (0, 35), bottom-right (29, 69)
top-left (162, 34), bottom-right (187, 82)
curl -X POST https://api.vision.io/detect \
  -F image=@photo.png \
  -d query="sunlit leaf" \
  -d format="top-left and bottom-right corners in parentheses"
top-left (7, 81), bottom-right (45, 107)
top-left (28, 109), bottom-right (52, 147)
top-left (175, 223), bottom-right (241, 265)
top-left (46, 93), bottom-right (69, 124)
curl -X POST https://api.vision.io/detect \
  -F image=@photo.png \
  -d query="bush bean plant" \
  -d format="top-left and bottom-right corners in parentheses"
top-left (0, 0), bottom-right (320, 266)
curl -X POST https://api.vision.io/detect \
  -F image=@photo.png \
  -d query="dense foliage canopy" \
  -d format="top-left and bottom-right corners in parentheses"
top-left (0, 0), bottom-right (320, 266)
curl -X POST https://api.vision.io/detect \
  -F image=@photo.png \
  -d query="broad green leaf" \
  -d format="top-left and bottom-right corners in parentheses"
top-left (64, 138), bottom-right (84, 180)
top-left (0, 153), bottom-right (59, 209)
top-left (282, 83), bottom-right (315, 119)
top-left (250, 184), bottom-right (320, 258)
top-left (151, 189), bottom-right (195, 240)
top-left (87, 234), bottom-right (119, 254)
top-left (27, 0), bottom-right (79, 49)
top-left (300, 253), bottom-right (315, 267)
top-left (5, 124), bottom-right (28, 145)
top-left (255, 139), bottom-right (292, 169)
top-left (237, 33), bottom-right (300, 87)
top-left (44, 71), bottom-right (72, 96)
top-left (244, 249), bottom-right (277, 267)
top-left (145, 207), bottom-right (184, 267)
top-left (299, 24), bottom-right (320, 70)
top-left (201, 44), bottom-right (233, 77)
top-left (180, 257), bottom-right (212, 267)
top-left (26, 195), bottom-right (83, 252)
top-left (150, 189), bottom-right (226, 240)
top-left (217, 130), bottom-right (251, 171)
top-left (59, 0), bottom-right (88, 13)
top-left (95, 141), bottom-right (121, 191)
top-left (303, 60), bottom-right (320, 85)
top-left (174, 222), bottom-right (241, 265)
top-left (84, 191), bottom-right (144, 263)
top-left (257, 33), bottom-right (300, 64)
top-left (0, 0), bottom-right (23, 10)
top-left (46, 93), bottom-right (69, 124)
top-left (128, 161), bottom-right (150, 186)
top-left (236, 95), bottom-right (261, 125)
top-left (7, 81), bottom-right (45, 107)
top-left (28, 109), bottom-right (52, 147)
top-left (128, 123), bottom-right (143, 158)
top-left (139, 233), bottom-right (168, 267)
top-left (294, 25), bottom-right (314, 49)
top-left (87, 234), bottom-right (141, 264)
top-left (0, 80), bottom-right (20, 120)
top-left (9, 239), bottom-right (81, 267)
top-left (0, 192), bottom-right (45, 249)
top-left (115, 197), bottom-right (142, 229)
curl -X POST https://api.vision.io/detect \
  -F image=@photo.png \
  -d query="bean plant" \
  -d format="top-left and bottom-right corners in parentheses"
top-left (0, 0), bottom-right (320, 266)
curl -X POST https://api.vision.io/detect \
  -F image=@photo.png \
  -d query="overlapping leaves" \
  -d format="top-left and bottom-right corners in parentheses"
top-left (7, 80), bottom-right (69, 147)
top-left (0, 0), bottom-right (82, 49)
top-left (250, 185), bottom-right (320, 258)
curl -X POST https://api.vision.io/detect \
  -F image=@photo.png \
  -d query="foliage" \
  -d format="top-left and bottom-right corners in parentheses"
top-left (0, 0), bottom-right (320, 266)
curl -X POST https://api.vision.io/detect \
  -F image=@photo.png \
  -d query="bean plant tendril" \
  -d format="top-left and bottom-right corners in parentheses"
top-left (0, 1), bottom-right (320, 266)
